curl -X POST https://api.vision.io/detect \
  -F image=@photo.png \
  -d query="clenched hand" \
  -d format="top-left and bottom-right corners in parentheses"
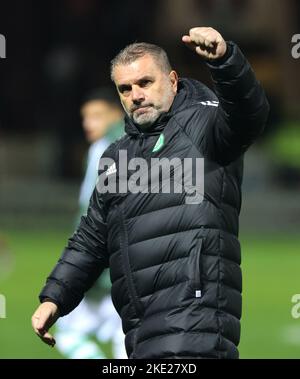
top-left (182, 27), bottom-right (227, 60)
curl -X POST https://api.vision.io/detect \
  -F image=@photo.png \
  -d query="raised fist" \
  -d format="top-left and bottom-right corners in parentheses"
top-left (182, 27), bottom-right (227, 60)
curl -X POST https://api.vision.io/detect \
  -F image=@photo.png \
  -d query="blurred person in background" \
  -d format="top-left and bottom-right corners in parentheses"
top-left (54, 87), bottom-right (127, 359)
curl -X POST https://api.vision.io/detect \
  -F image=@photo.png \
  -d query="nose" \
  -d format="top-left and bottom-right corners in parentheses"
top-left (131, 85), bottom-right (145, 103)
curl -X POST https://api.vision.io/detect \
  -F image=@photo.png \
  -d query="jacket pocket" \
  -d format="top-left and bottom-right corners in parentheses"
top-left (188, 238), bottom-right (203, 299)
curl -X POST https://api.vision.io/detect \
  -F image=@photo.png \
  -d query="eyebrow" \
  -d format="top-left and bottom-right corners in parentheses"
top-left (117, 75), bottom-right (154, 91)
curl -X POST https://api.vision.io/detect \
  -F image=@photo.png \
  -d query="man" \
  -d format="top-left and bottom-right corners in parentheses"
top-left (32, 27), bottom-right (269, 359)
top-left (54, 88), bottom-right (127, 359)
top-left (77, 87), bottom-right (125, 219)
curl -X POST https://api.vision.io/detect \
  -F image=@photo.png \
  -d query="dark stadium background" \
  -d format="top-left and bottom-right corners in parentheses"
top-left (0, 0), bottom-right (300, 358)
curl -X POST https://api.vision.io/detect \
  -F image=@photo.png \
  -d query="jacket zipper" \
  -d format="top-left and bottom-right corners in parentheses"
top-left (118, 205), bottom-right (144, 317)
top-left (138, 133), bottom-right (145, 157)
top-left (193, 238), bottom-right (203, 298)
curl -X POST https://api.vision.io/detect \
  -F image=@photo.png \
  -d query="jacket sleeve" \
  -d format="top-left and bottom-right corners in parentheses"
top-left (203, 41), bottom-right (270, 165)
top-left (39, 188), bottom-right (109, 316)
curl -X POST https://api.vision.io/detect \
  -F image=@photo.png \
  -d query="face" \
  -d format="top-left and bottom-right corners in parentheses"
top-left (81, 100), bottom-right (122, 143)
top-left (113, 54), bottom-right (178, 128)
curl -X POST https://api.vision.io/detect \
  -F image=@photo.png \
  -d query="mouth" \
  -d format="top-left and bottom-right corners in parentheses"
top-left (133, 105), bottom-right (152, 114)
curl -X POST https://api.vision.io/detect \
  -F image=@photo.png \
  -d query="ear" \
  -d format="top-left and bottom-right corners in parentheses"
top-left (169, 70), bottom-right (178, 93)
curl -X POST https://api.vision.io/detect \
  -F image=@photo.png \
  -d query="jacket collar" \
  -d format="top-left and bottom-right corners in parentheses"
top-left (124, 78), bottom-right (211, 137)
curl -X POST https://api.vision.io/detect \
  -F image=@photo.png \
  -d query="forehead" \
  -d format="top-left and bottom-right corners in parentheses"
top-left (113, 54), bottom-right (162, 85)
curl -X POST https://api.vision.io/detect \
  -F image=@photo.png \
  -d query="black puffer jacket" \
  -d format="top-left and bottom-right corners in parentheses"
top-left (40, 42), bottom-right (269, 359)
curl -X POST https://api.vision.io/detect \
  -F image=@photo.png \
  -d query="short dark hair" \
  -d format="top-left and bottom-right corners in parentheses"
top-left (81, 86), bottom-right (120, 107)
top-left (110, 42), bottom-right (172, 81)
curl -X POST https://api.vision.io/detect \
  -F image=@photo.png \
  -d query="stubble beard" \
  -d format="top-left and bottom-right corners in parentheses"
top-left (128, 84), bottom-right (175, 129)
top-left (132, 106), bottom-right (161, 128)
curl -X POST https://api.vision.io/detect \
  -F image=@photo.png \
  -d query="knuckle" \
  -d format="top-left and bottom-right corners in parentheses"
top-left (189, 27), bottom-right (198, 34)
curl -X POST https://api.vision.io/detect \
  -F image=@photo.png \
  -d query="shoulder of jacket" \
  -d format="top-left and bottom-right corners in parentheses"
top-left (101, 134), bottom-right (130, 160)
top-left (173, 98), bottom-right (219, 124)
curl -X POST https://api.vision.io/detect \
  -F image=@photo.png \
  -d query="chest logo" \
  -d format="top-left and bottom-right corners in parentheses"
top-left (105, 162), bottom-right (117, 176)
top-left (152, 133), bottom-right (165, 153)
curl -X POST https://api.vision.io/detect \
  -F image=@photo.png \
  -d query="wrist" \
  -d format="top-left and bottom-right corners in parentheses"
top-left (206, 41), bottom-right (233, 66)
top-left (41, 297), bottom-right (61, 316)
